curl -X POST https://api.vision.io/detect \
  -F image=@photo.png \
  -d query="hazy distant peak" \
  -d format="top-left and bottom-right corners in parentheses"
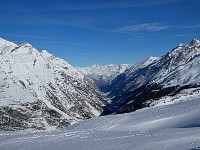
top-left (78, 64), bottom-right (132, 90)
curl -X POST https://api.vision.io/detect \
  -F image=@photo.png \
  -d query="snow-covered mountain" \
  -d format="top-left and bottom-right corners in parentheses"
top-left (1, 39), bottom-right (200, 150)
top-left (1, 93), bottom-right (200, 150)
top-left (0, 38), bottom-right (106, 130)
top-left (104, 39), bottom-right (200, 114)
top-left (1, 37), bottom-right (200, 131)
top-left (78, 64), bottom-right (131, 92)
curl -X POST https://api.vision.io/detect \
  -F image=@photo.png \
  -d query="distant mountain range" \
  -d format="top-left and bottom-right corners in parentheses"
top-left (1, 37), bottom-right (200, 131)
top-left (78, 64), bottom-right (131, 92)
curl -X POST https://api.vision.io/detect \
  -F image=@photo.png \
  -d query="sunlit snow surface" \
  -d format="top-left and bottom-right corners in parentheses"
top-left (1, 96), bottom-right (200, 150)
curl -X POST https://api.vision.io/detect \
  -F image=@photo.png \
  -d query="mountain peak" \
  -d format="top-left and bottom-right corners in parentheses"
top-left (0, 37), bottom-right (7, 42)
top-left (178, 43), bottom-right (185, 47)
top-left (21, 42), bottom-right (33, 47)
top-left (92, 64), bottom-right (101, 68)
top-left (0, 37), bottom-right (10, 43)
top-left (0, 37), bottom-right (18, 48)
top-left (147, 56), bottom-right (160, 61)
top-left (190, 39), bottom-right (200, 46)
top-left (140, 56), bottom-right (159, 67)
top-left (168, 39), bottom-right (200, 58)
top-left (41, 50), bottom-right (53, 58)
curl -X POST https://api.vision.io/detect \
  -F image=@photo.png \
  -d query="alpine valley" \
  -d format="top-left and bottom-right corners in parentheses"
top-left (1, 38), bottom-right (200, 131)
top-left (1, 38), bottom-right (200, 150)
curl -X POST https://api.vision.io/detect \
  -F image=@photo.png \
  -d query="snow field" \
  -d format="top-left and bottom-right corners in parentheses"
top-left (1, 96), bottom-right (200, 150)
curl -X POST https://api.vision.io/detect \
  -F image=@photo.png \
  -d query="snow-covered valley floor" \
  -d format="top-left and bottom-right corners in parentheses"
top-left (1, 97), bottom-right (200, 150)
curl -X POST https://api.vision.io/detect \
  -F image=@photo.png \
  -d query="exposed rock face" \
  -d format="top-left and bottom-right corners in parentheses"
top-left (0, 38), bottom-right (106, 130)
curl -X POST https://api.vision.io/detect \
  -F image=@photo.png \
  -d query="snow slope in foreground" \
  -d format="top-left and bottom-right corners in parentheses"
top-left (1, 97), bottom-right (200, 150)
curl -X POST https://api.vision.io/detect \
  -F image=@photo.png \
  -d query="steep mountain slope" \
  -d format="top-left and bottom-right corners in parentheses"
top-left (101, 56), bottom-right (160, 114)
top-left (108, 56), bottom-right (159, 97)
top-left (105, 39), bottom-right (200, 114)
top-left (78, 64), bottom-right (131, 92)
top-left (1, 95), bottom-right (200, 150)
top-left (0, 38), bottom-right (106, 130)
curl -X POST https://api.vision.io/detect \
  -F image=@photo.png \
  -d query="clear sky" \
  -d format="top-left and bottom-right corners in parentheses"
top-left (0, 0), bottom-right (200, 67)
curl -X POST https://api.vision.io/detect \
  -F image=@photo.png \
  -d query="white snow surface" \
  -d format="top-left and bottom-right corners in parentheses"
top-left (1, 96), bottom-right (200, 150)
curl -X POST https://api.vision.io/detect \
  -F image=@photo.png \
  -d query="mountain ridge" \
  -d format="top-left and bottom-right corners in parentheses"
top-left (105, 39), bottom-right (200, 114)
top-left (0, 37), bottom-right (106, 131)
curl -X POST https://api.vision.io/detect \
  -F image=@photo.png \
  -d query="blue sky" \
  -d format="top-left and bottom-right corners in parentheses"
top-left (0, 0), bottom-right (200, 67)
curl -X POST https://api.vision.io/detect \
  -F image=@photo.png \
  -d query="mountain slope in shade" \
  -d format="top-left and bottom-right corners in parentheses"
top-left (109, 56), bottom-right (160, 95)
top-left (105, 39), bottom-right (200, 114)
top-left (101, 56), bottom-right (160, 114)
top-left (78, 64), bottom-right (131, 92)
top-left (1, 94), bottom-right (200, 150)
top-left (0, 38), bottom-right (106, 130)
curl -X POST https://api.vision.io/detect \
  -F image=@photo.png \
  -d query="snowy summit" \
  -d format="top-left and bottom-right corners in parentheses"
top-left (0, 38), bottom-right (106, 130)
